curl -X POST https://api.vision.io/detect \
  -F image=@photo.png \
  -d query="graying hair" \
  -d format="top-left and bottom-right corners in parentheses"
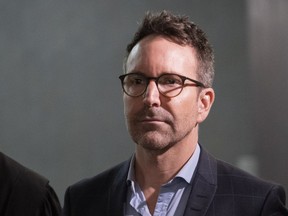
top-left (123, 10), bottom-right (215, 87)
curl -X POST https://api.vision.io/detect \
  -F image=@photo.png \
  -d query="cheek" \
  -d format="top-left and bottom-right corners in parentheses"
top-left (171, 96), bottom-right (199, 121)
top-left (123, 97), bottom-right (139, 117)
top-left (123, 98), bottom-right (130, 117)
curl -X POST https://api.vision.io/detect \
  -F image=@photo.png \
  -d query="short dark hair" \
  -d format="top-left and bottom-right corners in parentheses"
top-left (124, 10), bottom-right (214, 87)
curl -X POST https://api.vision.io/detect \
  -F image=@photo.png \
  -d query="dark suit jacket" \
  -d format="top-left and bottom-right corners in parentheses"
top-left (63, 147), bottom-right (288, 216)
top-left (0, 152), bottom-right (61, 216)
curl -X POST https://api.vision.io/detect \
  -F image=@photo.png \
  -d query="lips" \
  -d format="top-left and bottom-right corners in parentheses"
top-left (138, 113), bottom-right (168, 125)
top-left (138, 110), bottom-right (164, 121)
top-left (132, 108), bottom-right (172, 125)
top-left (138, 118), bottom-right (166, 130)
top-left (141, 117), bottom-right (164, 122)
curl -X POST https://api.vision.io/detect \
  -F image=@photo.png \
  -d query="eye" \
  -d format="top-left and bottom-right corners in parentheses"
top-left (125, 74), bottom-right (146, 85)
top-left (159, 75), bottom-right (182, 86)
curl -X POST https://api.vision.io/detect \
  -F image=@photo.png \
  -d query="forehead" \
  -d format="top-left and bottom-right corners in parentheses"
top-left (126, 35), bottom-right (198, 77)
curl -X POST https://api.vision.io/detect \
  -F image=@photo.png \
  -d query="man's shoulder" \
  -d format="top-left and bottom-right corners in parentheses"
top-left (216, 158), bottom-right (270, 183)
top-left (199, 147), bottom-right (277, 189)
top-left (215, 158), bottom-right (282, 195)
top-left (194, 148), bottom-right (288, 214)
top-left (68, 159), bottom-right (130, 194)
top-left (63, 160), bottom-right (131, 215)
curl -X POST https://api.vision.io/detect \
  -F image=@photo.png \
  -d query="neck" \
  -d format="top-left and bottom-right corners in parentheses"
top-left (133, 133), bottom-right (198, 214)
top-left (134, 125), bottom-right (198, 184)
top-left (135, 141), bottom-right (197, 186)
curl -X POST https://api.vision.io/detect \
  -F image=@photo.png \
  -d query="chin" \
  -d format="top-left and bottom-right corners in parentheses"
top-left (136, 135), bottom-right (173, 152)
top-left (131, 128), bottom-right (175, 148)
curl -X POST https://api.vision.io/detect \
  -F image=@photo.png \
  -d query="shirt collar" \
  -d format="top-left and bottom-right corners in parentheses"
top-left (175, 144), bottom-right (200, 183)
top-left (126, 144), bottom-right (201, 185)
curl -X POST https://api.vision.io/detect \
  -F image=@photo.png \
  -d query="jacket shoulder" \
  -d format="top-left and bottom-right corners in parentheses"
top-left (214, 159), bottom-right (287, 214)
top-left (196, 149), bottom-right (287, 215)
top-left (63, 160), bottom-right (130, 216)
top-left (216, 158), bottom-right (276, 191)
top-left (68, 159), bottom-right (130, 194)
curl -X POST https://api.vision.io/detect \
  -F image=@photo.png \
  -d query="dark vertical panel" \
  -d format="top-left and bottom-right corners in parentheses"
top-left (248, 0), bottom-right (288, 191)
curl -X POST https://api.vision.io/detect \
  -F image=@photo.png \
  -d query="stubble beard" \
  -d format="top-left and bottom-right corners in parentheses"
top-left (134, 129), bottom-right (174, 153)
top-left (128, 120), bottom-right (194, 155)
top-left (125, 106), bottom-right (197, 154)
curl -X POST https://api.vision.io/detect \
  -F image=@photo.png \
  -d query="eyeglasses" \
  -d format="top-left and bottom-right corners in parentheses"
top-left (119, 73), bottom-right (205, 98)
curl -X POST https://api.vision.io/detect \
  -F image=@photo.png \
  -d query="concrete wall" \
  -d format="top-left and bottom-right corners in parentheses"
top-left (248, 0), bottom-right (288, 192)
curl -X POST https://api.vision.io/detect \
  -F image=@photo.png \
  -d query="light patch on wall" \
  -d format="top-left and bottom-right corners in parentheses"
top-left (236, 154), bottom-right (259, 176)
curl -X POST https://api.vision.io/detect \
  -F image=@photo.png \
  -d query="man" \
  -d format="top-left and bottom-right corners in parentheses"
top-left (63, 11), bottom-right (288, 215)
top-left (0, 151), bottom-right (61, 216)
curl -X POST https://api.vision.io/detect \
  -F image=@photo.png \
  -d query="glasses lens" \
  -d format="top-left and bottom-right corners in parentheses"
top-left (122, 74), bottom-right (147, 97)
top-left (158, 74), bottom-right (183, 97)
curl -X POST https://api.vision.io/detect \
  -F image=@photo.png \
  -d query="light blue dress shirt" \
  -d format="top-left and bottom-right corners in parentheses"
top-left (125, 144), bottom-right (200, 216)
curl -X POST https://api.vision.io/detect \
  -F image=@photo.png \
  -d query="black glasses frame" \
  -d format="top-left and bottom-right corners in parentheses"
top-left (119, 73), bottom-right (205, 98)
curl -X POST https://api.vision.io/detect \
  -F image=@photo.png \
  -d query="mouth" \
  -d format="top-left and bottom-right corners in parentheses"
top-left (140, 117), bottom-right (166, 124)
top-left (135, 108), bottom-right (170, 125)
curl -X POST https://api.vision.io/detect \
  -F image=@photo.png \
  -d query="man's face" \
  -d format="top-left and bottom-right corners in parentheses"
top-left (123, 35), bottom-right (211, 152)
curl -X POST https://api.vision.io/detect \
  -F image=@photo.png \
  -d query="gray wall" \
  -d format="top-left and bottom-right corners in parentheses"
top-left (248, 0), bottom-right (288, 193)
top-left (1, 0), bottom-right (286, 205)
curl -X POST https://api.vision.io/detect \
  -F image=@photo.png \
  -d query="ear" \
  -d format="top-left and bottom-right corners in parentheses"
top-left (197, 88), bottom-right (215, 123)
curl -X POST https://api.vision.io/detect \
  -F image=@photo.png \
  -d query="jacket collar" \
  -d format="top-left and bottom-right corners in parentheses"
top-left (106, 147), bottom-right (218, 216)
top-left (183, 146), bottom-right (217, 216)
top-left (107, 159), bottom-right (130, 216)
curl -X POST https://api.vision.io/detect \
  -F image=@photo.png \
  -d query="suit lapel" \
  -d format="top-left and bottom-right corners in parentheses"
top-left (105, 149), bottom-right (218, 216)
top-left (183, 147), bottom-right (217, 216)
top-left (107, 160), bottom-right (130, 216)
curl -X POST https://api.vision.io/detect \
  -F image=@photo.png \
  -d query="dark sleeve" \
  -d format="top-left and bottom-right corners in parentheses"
top-left (39, 184), bottom-right (62, 216)
top-left (261, 184), bottom-right (288, 215)
top-left (62, 186), bottom-right (71, 216)
top-left (0, 152), bottom-right (62, 216)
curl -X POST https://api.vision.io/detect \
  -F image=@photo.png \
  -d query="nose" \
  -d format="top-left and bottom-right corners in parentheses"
top-left (143, 80), bottom-right (161, 107)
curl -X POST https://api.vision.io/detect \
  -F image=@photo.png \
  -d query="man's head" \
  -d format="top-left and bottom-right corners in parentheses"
top-left (121, 11), bottom-right (215, 153)
top-left (124, 10), bottom-right (214, 88)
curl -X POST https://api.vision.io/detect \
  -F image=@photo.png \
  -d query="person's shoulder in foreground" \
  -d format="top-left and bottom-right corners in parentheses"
top-left (0, 151), bottom-right (61, 216)
top-left (63, 147), bottom-right (288, 216)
